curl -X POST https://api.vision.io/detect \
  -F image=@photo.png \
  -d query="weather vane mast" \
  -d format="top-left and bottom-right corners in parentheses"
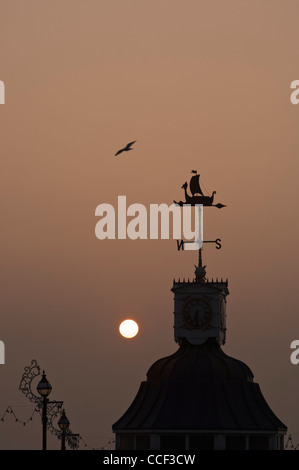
top-left (174, 171), bottom-right (226, 281)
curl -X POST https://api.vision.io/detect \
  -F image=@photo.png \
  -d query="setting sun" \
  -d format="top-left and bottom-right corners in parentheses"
top-left (119, 320), bottom-right (139, 339)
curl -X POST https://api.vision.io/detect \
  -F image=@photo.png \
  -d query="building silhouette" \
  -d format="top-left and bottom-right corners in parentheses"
top-left (113, 249), bottom-right (287, 450)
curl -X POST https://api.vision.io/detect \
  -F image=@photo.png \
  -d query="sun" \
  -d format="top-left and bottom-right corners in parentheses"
top-left (119, 319), bottom-right (139, 338)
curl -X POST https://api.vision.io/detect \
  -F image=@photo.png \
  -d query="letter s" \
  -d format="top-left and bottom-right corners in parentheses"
top-left (290, 80), bottom-right (299, 105)
top-left (290, 340), bottom-right (299, 364)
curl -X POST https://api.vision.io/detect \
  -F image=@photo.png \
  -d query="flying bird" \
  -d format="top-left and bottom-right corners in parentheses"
top-left (115, 140), bottom-right (136, 156)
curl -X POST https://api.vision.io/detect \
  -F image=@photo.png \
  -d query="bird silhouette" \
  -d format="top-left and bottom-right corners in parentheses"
top-left (115, 141), bottom-right (136, 156)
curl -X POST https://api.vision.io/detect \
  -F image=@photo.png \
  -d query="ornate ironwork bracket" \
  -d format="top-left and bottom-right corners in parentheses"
top-left (65, 432), bottom-right (80, 450)
top-left (19, 359), bottom-right (42, 408)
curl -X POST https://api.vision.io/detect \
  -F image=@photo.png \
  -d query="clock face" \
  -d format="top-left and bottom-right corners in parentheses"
top-left (183, 298), bottom-right (212, 329)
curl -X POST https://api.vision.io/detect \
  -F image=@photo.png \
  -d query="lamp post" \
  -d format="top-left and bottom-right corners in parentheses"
top-left (37, 370), bottom-right (52, 451)
top-left (19, 360), bottom-right (79, 449)
top-left (58, 409), bottom-right (70, 451)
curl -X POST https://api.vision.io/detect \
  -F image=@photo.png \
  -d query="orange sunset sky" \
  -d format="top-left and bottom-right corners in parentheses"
top-left (0, 0), bottom-right (299, 449)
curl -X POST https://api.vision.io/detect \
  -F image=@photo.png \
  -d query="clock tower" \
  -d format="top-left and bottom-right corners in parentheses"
top-left (172, 249), bottom-right (228, 346)
top-left (113, 172), bottom-right (287, 451)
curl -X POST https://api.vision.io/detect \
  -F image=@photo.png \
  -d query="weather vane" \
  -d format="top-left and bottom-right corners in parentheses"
top-left (174, 171), bottom-right (226, 280)
top-left (173, 170), bottom-right (225, 209)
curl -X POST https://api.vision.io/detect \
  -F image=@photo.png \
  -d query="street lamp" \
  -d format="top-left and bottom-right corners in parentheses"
top-left (19, 360), bottom-right (78, 449)
top-left (58, 409), bottom-right (70, 451)
top-left (37, 370), bottom-right (52, 450)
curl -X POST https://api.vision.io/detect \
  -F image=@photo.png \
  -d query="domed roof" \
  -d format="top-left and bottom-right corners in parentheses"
top-left (113, 339), bottom-right (287, 432)
top-left (147, 338), bottom-right (253, 382)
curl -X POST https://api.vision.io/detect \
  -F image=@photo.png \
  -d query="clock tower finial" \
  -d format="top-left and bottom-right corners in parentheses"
top-left (194, 247), bottom-right (206, 282)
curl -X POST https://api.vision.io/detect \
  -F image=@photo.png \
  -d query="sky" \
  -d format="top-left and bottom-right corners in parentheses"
top-left (0, 0), bottom-right (299, 449)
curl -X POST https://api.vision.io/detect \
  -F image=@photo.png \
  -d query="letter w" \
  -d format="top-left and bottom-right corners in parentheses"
top-left (185, 455), bottom-right (196, 464)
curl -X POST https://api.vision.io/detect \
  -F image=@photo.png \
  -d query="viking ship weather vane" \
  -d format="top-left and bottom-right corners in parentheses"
top-left (174, 171), bottom-right (226, 268)
top-left (173, 170), bottom-right (226, 209)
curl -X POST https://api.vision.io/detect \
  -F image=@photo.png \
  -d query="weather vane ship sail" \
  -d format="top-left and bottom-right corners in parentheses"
top-left (174, 170), bottom-right (225, 209)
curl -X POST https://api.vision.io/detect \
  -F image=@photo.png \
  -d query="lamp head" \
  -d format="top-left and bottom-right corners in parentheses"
top-left (37, 370), bottom-right (52, 398)
top-left (58, 409), bottom-right (70, 431)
